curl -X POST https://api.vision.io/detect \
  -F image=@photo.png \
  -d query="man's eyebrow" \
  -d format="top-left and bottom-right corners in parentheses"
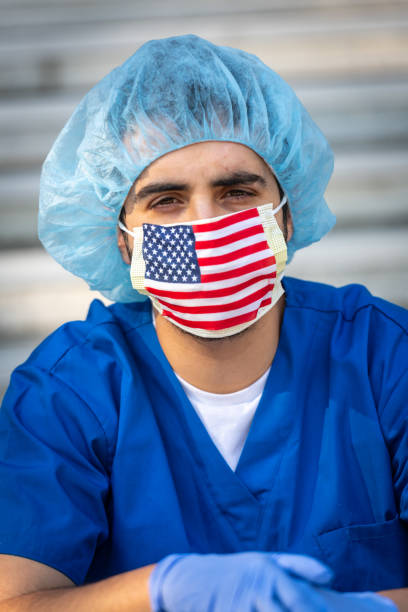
top-left (211, 172), bottom-right (267, 188)
top-left (134, 182), bottom-right (189, 201)
top-left (132, 172), bottom-right (267, 202)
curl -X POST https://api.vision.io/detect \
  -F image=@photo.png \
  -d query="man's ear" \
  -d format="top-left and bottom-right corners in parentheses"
top-left (117, 226), bottom-right (131, 265)
top-left (286, 205), bottom-right (294, 244)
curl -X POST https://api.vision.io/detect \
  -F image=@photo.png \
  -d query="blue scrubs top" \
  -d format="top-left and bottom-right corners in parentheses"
top-left (0, 277), bottom-right (407, 591)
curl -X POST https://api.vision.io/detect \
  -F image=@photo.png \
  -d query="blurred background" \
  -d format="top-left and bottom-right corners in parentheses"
top-left (0, 0), bottom-right (407, 398)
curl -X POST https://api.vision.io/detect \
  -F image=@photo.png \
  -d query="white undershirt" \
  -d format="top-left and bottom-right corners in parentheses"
top-left (176, 368), bottom-right (270, 471)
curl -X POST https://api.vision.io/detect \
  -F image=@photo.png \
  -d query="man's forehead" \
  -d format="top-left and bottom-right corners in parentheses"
top-left (134, 141), bottom-right (275, 188)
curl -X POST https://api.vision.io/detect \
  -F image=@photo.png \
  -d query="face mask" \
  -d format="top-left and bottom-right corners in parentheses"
top-left (119, 197), bottom-right (288, 338)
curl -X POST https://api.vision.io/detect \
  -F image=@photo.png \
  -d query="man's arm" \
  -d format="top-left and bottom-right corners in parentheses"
top-left (0, 555), bottom-right (154, 611)
top-left (380, 590), bottom-right (408, 612)
top-left (3, 554), bottom-right (408, 612)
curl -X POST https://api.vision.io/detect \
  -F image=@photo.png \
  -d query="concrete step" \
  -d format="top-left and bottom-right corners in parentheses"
top-left (2, 0), bottom-right (407, 40)
top-left (0, 248), bottom-right (109, 347)
top-left (296, 81), bottom-right (408, 151)
top-left (287, 226), bottom-right (408, 308)
top-left (1, 0), bottom-right (406, 24)
top-left (0, 338), bottom-right (40, 400)
top-left (0, 94), bottom-right (75, 171)
top-left (1, 9), bottom-right (407, 95)
top-left (326, 150), bottom-right (408, 227)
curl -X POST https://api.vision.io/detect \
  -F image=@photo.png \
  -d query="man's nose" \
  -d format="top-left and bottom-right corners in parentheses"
top-left (185, 198), bottom-right (224, 222)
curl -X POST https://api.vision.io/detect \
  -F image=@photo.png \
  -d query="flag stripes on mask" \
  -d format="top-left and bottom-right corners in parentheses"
top-left (142, 207), bottom-right (277, 331)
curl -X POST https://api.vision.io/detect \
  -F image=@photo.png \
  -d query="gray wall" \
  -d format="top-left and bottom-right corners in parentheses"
top-left (1, 0), bottom-right (407, 397)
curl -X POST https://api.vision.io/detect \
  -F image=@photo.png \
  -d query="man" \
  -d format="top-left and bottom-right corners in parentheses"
top-left (0, 35), bottom-right (407, 611)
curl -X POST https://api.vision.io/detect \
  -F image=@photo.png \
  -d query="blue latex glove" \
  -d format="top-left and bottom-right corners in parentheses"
top-left (149, 551), bottom-right (333, 612)
top-left (317, 588), bottom-right (398, 611)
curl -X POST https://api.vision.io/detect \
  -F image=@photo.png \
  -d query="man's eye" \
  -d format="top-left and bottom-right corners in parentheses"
top-left (150, 197), bottom-right (180, 208)
top-left (225, 189), bottom-right (254, 198)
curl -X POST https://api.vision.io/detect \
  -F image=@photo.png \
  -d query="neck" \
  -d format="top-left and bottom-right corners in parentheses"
top-left (153, 295), bottom-right (285, 393)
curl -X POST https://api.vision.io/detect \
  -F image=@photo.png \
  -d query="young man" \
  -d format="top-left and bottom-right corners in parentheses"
top-left (0, 35), bottom-right (407, 611)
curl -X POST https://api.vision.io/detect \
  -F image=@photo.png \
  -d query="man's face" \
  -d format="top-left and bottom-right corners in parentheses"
top-left (118, 141), bottom-right (292, 262)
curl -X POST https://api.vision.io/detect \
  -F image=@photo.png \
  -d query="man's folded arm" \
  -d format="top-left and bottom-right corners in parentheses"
top-left (0, 555), bottom-right (154, 612)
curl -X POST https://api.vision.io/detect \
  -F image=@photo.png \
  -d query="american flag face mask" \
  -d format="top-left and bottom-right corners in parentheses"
top-left (119, 198), bottom-right (288, 338)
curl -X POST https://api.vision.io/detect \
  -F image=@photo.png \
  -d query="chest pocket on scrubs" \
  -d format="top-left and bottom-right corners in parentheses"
top-left (315, 516), bottom-right (408, 592)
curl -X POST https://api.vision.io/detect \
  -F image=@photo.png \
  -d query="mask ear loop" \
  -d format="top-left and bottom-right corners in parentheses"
top-left (275, 185), bottom-right (290, 241)
top-left (273, 194), bottom-right (287, 215)
top-left (118, 220), bottom-right (135, 237)
top-left (274, 195), bottom-right (289, 280)
top-left (118, 217), bottom-right (134, 262)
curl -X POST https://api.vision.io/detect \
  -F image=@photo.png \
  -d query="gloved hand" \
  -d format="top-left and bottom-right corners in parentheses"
top-left (316, 588), bottom-right (398, 611)
top-left (149, 551), bottom-right (333, 612)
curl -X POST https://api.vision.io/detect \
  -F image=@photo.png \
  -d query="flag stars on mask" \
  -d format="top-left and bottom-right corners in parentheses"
top-left (143, 223), bottom-right (201, 284)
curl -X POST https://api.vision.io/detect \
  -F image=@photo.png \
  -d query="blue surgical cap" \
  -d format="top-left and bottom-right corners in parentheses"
top-left (39, 34), bottom-right (335, 302)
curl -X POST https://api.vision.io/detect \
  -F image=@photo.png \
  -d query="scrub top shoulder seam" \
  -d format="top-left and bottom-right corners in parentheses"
top-left (48, 316), bottom-right (151, 373)
top-left (47, 320), bottom-right (125, 372)
top-left (285, 302), bottom-right (408, 335)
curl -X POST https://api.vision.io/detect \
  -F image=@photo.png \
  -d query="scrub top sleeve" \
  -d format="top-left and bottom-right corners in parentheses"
top-left (378, 368), bottom-right (408, 522)
top-left (0, 363), bottom-right (111, 585)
